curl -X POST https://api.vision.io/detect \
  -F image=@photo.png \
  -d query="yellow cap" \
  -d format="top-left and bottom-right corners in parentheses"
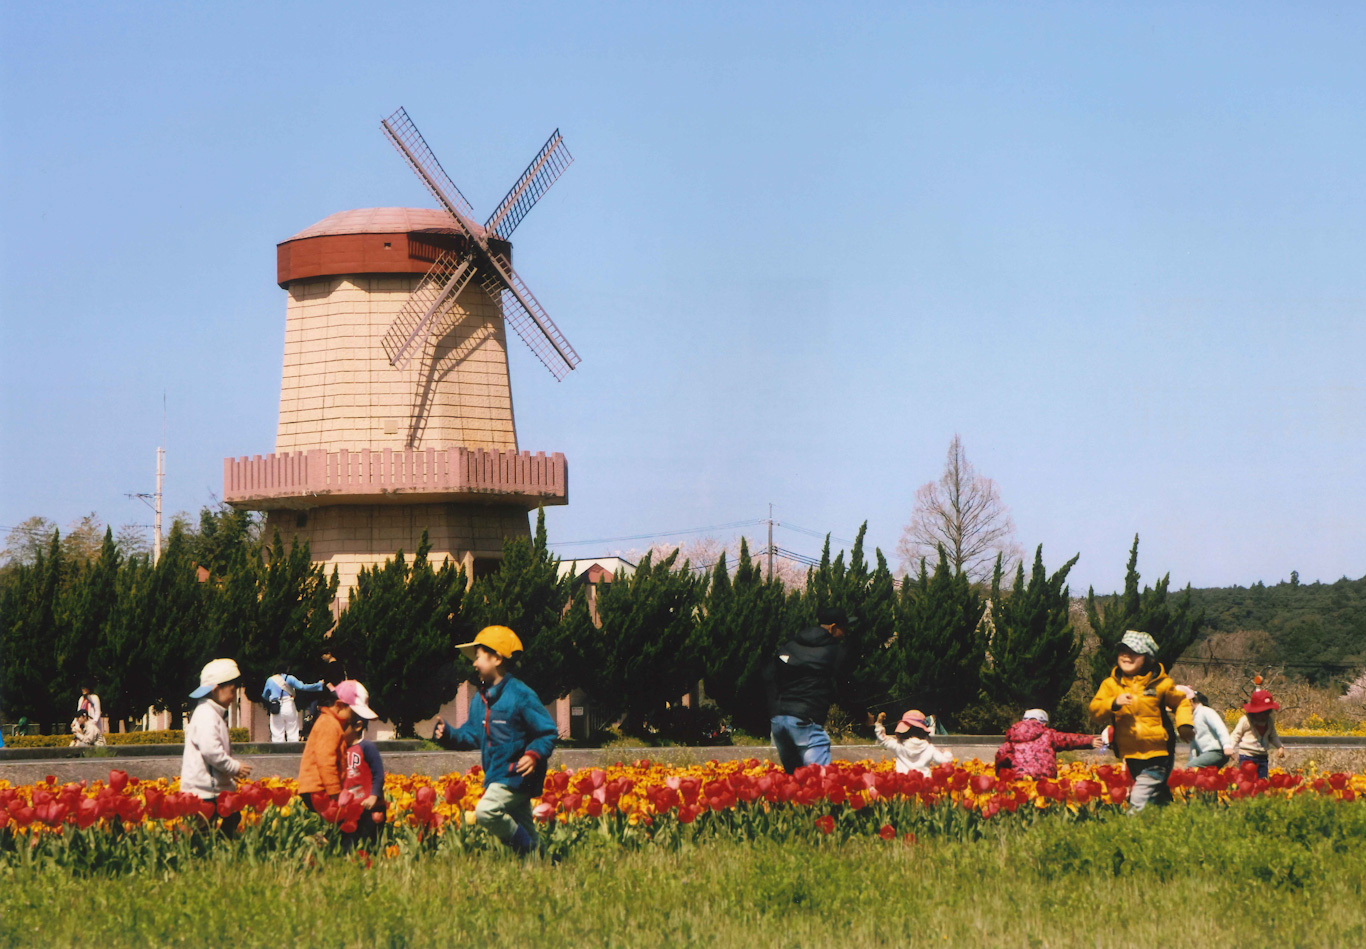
top-left (457, 625), bottom-right (524, 661)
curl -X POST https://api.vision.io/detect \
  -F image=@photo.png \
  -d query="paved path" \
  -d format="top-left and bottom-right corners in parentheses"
top-left (3, 736), bottom-right (1361, 787)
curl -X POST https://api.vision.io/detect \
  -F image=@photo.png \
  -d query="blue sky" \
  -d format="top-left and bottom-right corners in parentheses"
top-left (2, 2), bottom-right (1362, 593)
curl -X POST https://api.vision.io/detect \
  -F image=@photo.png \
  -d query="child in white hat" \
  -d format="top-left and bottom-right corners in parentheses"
top-left (180, 658), bottom-right (253, 833)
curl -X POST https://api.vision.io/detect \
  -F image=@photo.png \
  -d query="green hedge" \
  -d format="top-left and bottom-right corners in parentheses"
top-left (6, 728), bottom-right (249, 749)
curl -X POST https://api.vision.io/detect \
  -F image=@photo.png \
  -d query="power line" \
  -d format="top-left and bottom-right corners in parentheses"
top-left (546, 518), bottom-right (767, 548)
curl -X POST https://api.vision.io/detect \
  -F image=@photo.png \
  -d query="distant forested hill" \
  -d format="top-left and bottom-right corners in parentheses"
top-left (1184, 573), bottom-right (1366, 682)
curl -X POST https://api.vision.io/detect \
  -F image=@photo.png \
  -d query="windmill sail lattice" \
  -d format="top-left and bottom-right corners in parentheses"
top-left (379, 108), bottom-right (581, 388)
top-left (485, 130), bottom-right (573, 240)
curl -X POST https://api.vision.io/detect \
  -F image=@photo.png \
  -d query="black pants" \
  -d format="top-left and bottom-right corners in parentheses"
top-left (194, 801), bottom-right (241, 836)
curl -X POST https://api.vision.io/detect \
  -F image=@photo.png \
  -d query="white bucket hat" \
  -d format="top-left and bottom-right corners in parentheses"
top-left (1022, 709), bottom-right (1049, 724)
top-left (190, 658), bottom-right (242, 699)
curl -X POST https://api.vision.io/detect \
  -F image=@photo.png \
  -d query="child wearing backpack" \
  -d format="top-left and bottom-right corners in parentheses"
top-left (432, 626), bottom-right (558, 856)
top-left (1089, 630), bottom-right (1194, 814)
top-left (871, 708), bottom-right (954, 775)
top-left (1223, 689), bottom-right (1285, 779)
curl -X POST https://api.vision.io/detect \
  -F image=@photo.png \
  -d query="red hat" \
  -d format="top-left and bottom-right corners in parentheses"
top-left (1243, 689), bottom-right (1280, 714)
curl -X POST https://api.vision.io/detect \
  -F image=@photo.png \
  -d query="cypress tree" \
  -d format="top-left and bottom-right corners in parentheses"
top-left (331, 532), bottom-right (466, 736)
top-left (465, 509), bottom-right (573, 702)
top-left (981, 546), bottom-right (1081, 712)
top-left (143, 524), bottom-right (212, 728)
top-left (1086, 535), bottom-right (1204, 687)
top-left (0, 531), bottom-right (69, 730)
top-left (694, 538), bottom-right (794, 736)
top-left (61, 529), bottom-right (122, 723)
top-left (886, 546), bottom-right (986, 726)
top-left (577, 548), bottom-right (702, 734)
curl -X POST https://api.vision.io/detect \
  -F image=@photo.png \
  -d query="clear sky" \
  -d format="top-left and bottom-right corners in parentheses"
top-left (2, 2), bottom-right (1362, 593)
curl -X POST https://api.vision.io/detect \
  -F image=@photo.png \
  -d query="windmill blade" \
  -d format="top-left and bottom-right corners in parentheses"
top-left (382, 251), bottom-right (476, 369)
top-left (480, 253), bottom-right (580, 380)
top-left (484, 130), bottom-right (574, 240)
top-left (380, 108), bottom-right (483, 240)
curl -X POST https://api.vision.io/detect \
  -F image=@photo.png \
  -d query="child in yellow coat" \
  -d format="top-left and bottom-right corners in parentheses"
top-left (1090, 630), bottom-right (1194, 814)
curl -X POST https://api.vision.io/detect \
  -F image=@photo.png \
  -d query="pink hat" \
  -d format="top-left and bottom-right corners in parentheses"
top-left (334, 680), bottom-right (377, 719)
top-left (894, 709), bottom-right (932, 734)
top-left (1243, 690), bottom-right (1280, 714)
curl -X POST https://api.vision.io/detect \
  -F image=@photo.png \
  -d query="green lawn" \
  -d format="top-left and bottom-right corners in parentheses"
top-left (4, 798), bottom-right (1364, 948)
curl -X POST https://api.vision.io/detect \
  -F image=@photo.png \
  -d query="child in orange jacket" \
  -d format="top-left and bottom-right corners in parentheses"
top-left (1090, 630), bottom-right (1194, 814)
top-left (298, 680), bottom-right (376, 808)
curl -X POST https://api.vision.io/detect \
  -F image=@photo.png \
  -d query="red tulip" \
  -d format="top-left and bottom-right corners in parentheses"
top-left (878, 823), bottom-right (896, 840)
top-left (585, 798), bottom-right (604, 817)
top-left (217, 793), bottom-right (243, 817)
top-left (444, 780), bottom-right (466, 805)
top-left (815, 814), bottom-right (835, 835)
top-left (970, 775), bottom-right (995, 794)
top-left (75, 798), bottom-right (101, 830)
top-left (340, 820), bottom-right (358, 834)
top-left (12, 806), bottom-right (35, 828)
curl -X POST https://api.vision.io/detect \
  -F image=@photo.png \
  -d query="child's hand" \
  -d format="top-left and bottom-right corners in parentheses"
top-left (1276, 747), bottom-right (1288, 759)
top-left (877, 712), bottom-right (887, 724)
top-left (361, 795), bottom-right (377, 810)
top-left (1111, 694), bottom-right (1135, 709)
top-left (513, 754), bottom-right (537, 776)
top-left (432, 717), bottom-right (445, 740)
top-left (237, 762), bottom-right (254, 779)
top-left (1091, 736), bottom-right (1104, 749)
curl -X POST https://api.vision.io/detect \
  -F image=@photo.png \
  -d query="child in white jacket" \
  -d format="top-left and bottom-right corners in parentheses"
top-left (873, 709), bottom-right (954, 775)
top-left (180, 658), bottom-right (253, 833)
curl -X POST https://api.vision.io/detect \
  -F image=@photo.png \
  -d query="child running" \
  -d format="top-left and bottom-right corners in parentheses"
top-left (994, 709), bottom-right (1102, 779)
top-left (872, 709), bottom-right (953, 775)
top-left (341, 710), bottom-right (387, 850)
top-left (1224, 689), bottom-right (1285, 779)
top-left (432, 626), bottom-right (558, 856)
top-left (1089, 630), bottom-right (1194, 814)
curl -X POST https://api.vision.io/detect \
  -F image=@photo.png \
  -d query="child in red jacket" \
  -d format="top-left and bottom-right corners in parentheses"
top-left (994, 709), bottom-right (1102, 779)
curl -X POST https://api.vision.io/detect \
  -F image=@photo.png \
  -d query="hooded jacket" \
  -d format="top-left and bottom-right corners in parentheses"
top-left (765, 626), bottom-right (848, 726)
top-left (993, 719), bottom-right (1096, 778)
top-left (434, 675), bottom-right (558, 796)
top-left (1089, 664), bottom-right (1193, 761)
top-left (298, 705), bottom-right (348, 796)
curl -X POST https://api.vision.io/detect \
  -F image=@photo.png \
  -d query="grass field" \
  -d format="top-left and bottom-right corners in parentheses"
top-left (4, 795), bottom-right (1364, 948)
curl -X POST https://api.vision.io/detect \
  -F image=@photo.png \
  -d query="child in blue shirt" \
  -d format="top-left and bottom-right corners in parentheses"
top-left (433, 626), bottom-right (558, 856)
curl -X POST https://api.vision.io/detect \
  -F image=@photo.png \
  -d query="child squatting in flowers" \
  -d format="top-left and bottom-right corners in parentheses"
top-left (432, 625), bottom-right (558, 856)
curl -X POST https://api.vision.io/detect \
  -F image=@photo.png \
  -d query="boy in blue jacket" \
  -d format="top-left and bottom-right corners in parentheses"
top-left (432, 625), bottom-right (557, 855)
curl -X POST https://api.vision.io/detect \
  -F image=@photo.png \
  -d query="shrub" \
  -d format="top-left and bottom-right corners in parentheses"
top-left (5, 728), bottom-right (249, 749)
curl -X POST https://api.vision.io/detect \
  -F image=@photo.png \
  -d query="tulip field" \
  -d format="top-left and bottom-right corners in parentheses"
top-left (3, 757), bottom-right (1366, 947)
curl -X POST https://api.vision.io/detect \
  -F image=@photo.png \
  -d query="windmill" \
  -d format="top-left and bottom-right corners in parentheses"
top-left (379, 108), bottom-right (580, 447)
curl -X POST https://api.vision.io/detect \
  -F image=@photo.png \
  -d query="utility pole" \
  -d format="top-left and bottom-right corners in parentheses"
top-left (153, 446), bottom-right (164, 565)
top-left (128, 395), bottom-right (166, 565)
top-left (767, 503), bottom-right (774, 580)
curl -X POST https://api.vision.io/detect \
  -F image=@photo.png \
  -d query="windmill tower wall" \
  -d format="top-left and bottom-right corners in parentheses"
top-left (225, 207), bottom-right (568, 603)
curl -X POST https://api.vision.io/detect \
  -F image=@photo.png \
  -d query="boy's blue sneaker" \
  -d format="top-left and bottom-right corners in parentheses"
top-left (507, 825), bottom-right (537, 857)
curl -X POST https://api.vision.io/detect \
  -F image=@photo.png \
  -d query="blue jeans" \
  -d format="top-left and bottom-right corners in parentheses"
top-left (1239, 754), bottom-right (1269, 780)
top-left (1124, 755), bottom-right (1173, 814)
top-left (770, 715), bottom-right (832, 773)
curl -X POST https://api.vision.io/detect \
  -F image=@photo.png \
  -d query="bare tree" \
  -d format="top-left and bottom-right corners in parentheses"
top-left (898, 435), bottom-right (1022, 583)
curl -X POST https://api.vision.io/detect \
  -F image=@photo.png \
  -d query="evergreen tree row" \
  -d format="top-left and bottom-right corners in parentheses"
top-left (0, 506), bottom-right (1203, 738)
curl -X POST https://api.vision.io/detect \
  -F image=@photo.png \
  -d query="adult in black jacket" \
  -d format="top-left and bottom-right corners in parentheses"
top-left (766, 606), bottom-right (849, 773)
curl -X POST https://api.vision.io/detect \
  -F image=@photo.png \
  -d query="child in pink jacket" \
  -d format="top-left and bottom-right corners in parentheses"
top-left (994, 709), bottom-right (1101, 779)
